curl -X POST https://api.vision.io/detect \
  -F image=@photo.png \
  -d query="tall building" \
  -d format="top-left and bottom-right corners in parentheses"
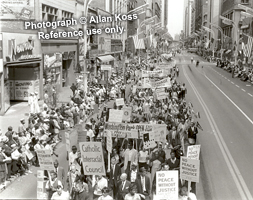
top-left (183, 0), bottom-right (194, 37)
top-left (191, 0), bottom-right (196, 34)
top-left (161, 0), bottom-right (168, 28)
top-left (195, 0), bottom-right (203, 31)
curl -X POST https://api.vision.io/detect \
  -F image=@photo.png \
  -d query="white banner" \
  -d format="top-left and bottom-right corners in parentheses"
top-left (101, 64), bottom-right (111, 70)
top-left (108, 109), bottom-right (123, 123)
top-left (140, 77), bottom-right (171, 89)
top-left (156, 171), bottom-right (178, 200)
top-left (187, 145), bottom-right (201, 160)
top-left (142, 69), bottom-right (163, 78)
top-left (153, 124), bottom-right (167, 142)
top-left (180, 157), bottom-right (200, 183)
top-left (79, 142), bottom-right (106, 176)
top-left (36, 149), bottom-right (54, 170)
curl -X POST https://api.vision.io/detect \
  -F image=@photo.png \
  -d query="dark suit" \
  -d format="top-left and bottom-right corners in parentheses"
top-left (54, 166), bottom-right (65, 188)
top-left (109, 163), bottom-right (121, 198)
top-left (188, 126), bottom-right (198, 140)
top-left (136, 175), bottom-right (151, 200)
top-left (117, 180), bottom-right (131, 200)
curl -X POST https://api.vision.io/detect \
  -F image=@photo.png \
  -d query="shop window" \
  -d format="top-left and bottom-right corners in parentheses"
top-left (62, 10), bottom-right (74, 20)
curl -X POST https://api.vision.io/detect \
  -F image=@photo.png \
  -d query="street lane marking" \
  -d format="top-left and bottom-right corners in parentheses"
top-left (241, 89), bottom-right (246, 92)
top-left (231, 82), bottom-right (234, 84)
top-left (248, 93), bottom-right (253, 97)
top-left (183, 66), bottom-right (253, 200)
top-left (236, 85), bottom-right (240, 88)
top-left (246, 85), bottom-right (251, 86)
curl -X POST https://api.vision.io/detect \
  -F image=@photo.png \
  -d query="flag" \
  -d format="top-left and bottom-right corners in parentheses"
top-left (242, 33), bottom-right (253, 58)
top-left (196, 121), bottom-right (203, 131)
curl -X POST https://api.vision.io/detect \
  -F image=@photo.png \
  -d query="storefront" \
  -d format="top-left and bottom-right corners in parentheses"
top-left (0, 32), bottom-right (42, 115)
top-left (41, 39), bottom-right (78, 95)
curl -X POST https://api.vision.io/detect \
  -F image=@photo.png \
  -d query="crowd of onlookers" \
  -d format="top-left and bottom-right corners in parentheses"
top-left (216, 59), bottom-right (253, 83)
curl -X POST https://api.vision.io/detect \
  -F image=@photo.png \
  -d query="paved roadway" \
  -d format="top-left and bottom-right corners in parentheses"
top-left (177, 51), bottom-right (253, 200)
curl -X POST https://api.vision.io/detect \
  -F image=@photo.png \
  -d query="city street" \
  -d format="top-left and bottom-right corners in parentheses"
top-left (176, 52), bottom-right (253, 200)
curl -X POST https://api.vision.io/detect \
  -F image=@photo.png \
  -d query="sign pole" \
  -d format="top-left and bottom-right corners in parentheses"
top-left (108, 152), bottom-right (110, 172)
top-left (188, 181), bottom-right (191, 194)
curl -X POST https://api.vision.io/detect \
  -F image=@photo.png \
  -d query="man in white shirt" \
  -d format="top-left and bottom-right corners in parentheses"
top-left (68, 145), bottom-right (78, 165)
top-left (93, 175), bottom-right (108, 197)
top-left (123, 142), bottom-right (138, 173)
top-left (51, 185), bottom-right (69, 200)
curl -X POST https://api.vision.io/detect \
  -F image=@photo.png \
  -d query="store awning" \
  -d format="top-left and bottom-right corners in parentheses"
top-left (132, 35), bottom-right (145, 50)
top-left (97, 55), bottom-right (115, 63)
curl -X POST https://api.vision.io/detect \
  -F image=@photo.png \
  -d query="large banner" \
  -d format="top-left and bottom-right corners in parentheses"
top-left (115, 98), bottom-right (124, 106)
top-left (36, 149), bottom-right (54, 170)
top-left (140, 77), bottom-right (171, 89)
top-left (0, 0), bottom-right (35, 20)
top-left (104, 123), bottom-right (166, 139)
top-left (142, 69), bottom-right (163, 78)
top-left (180, 156), bottom-right (200, 183)
top-left (156, 171), bottom-right (178, 200)
top-left (79, 142), bottom-right (106, 176)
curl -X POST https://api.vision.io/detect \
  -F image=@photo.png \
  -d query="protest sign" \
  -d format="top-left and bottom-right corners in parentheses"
top-left (122, 106), bottom-right (132, 122)
top-left (65, 132), bottom-right (71, 152)
top-left (37, 170), bottom-right (47, 199)
top-left (153, 124), bottom-right (167, 142)
top-left (156, 171), bottom-right (178, 200)
top-left (108, 109), bottom-right (123, 123)
top-left (187, 145), bottom-right (201, 160)
top-left (142, 69), bottom-right (163, 78)
top-left (156, 91), bottom-right (169, 100)
top-left (153, 77), bottom-right (171, 88)
top-left (36, 149), bottom-right (54, 170)
top-left (106, 131), bottom-right (112, 153)
top-left (24, 149), bottom-right (34, 160)
top-left (116, 98), bottom-right (125, 106)
top-left (180, 156), bottom-right (200, 183)
top-left (101, 64), bottom-right (111, 70)
top-left (77, 130), bottom-right (87, 143)
top-left (79, 142), bottom-right (106, 176)
top-left (143, 132), bottom-right (156, 149)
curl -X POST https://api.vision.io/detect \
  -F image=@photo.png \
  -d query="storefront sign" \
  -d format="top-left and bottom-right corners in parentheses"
top-left (0, 0), bottom-right (35, 20)
top-left (156, 171), bottom-right (178, 200)
top-left (101, 64), bottom-right (111, 71)
top-left (36, 149), bottom-right (54, 170)
top-left (187, 145), bottom-right (201, 160)
top-left (79, 142), bottom-right (106, 176)
top-left (180, 157), bottom-right (200, 183)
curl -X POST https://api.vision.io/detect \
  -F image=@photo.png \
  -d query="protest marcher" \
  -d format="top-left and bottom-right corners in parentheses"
top-left (67, 164), bottom-right (80, 195)
top-left (188, 122), bottom-right (198, 145)
top-left (51, 184), bottom-right (70, 200)
top-left (93, 175), bottom-right (108, 200)
top-left (98, 187), bottom-right (113, 200)
top-left (45, 171), bottom-right (63, 200)
top-left (117, 173), bottom-right (131, 200)
top-left (53, 160), bottom-right (65, 188)
top-left (123, 141), bottom-right (138, 174)
top-left (127, 162), bottom-right (138, 183)
top-left (124, 183), bottom-right (142, 200)
top-left (68, 145), bottom-right (78, 166)
top-left (28, 93), bottom-right (35, 114)
top-left (136, 167), bottom-right (151, 200)
top-left (178, 186), bottom-right (197, 200)
top-left (70, 83), bottom-right (77, 96)
top-left (108, 157), bottom-right (121, 198)
top-left (72, 179), bottom-right (90, 200)
top-left (34, 92), bottom-right (40, 113)
top-left (166, 151), bottom-right (180, 170)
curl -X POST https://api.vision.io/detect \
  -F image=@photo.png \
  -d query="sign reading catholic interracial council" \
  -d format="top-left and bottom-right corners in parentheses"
top-left (79, 142), bottom-right (105, 176)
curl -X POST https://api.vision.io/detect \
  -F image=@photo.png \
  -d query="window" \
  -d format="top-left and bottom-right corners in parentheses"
top-left (241, 0), bottom-right (249, 4)
top-left (62, 10), bottom-right (73, 20)
top-left (42, 4), bottom-right (58, 33)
